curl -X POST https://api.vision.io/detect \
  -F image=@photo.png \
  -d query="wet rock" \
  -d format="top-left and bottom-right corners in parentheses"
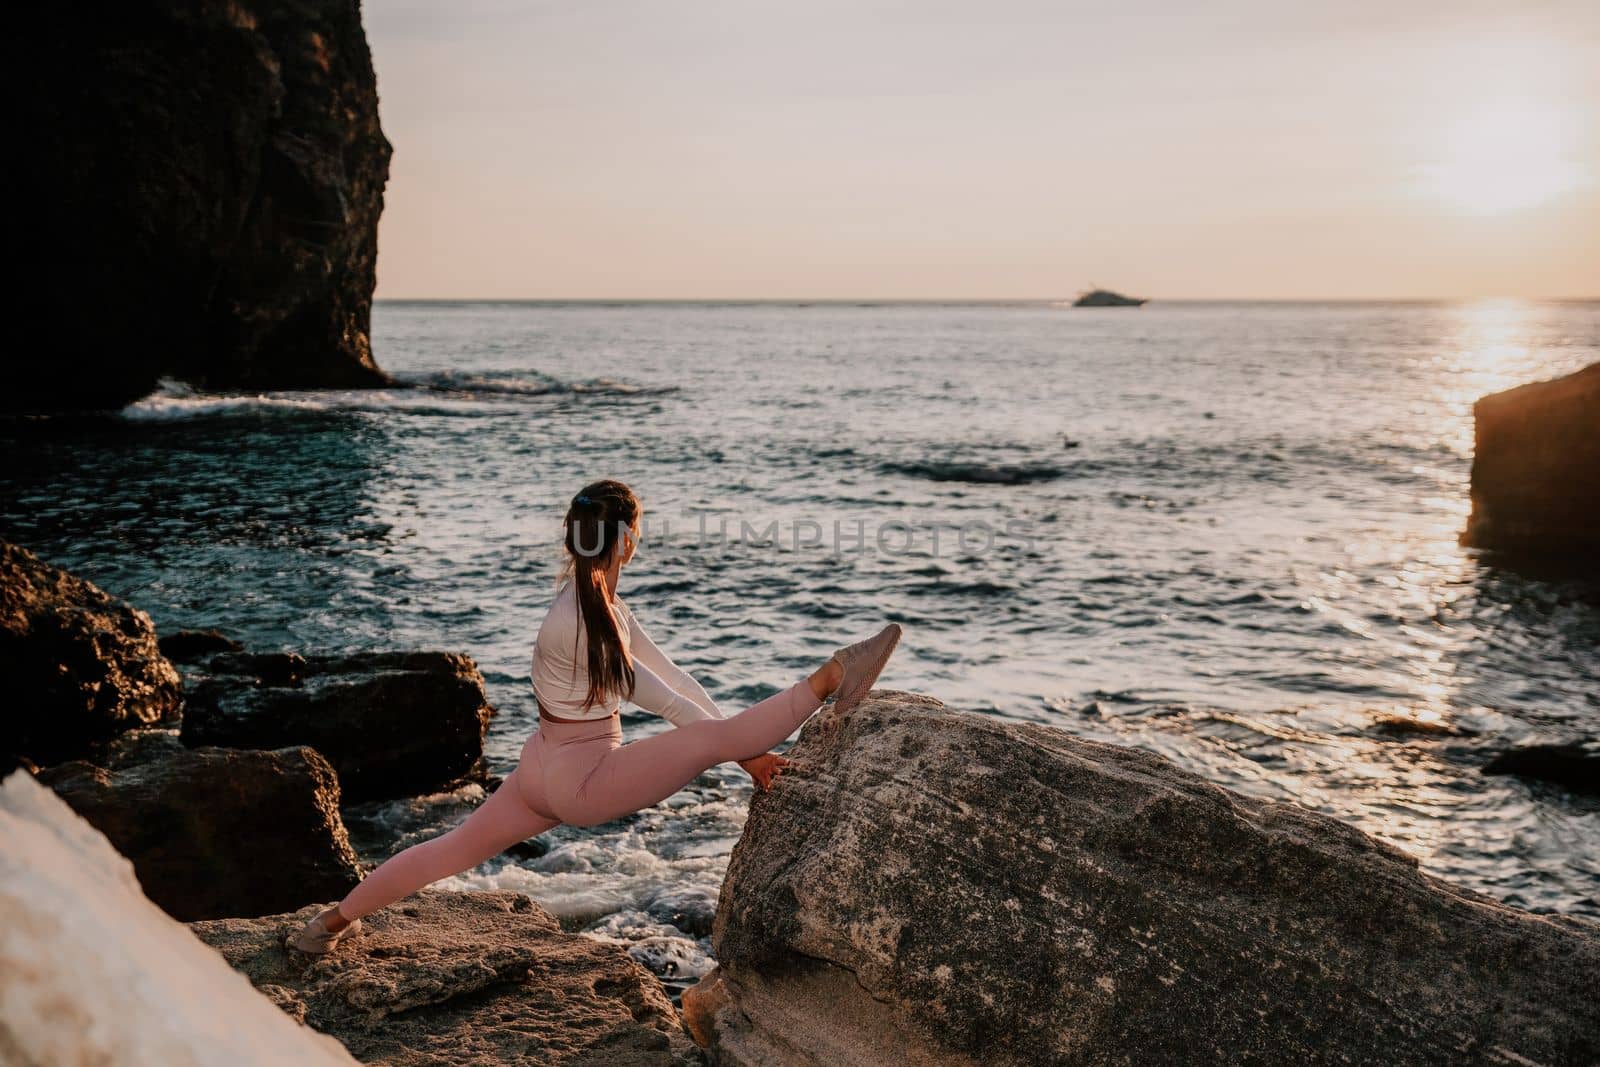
top-left (0, 541), bottom-right (182, 766)
top-left (1370, 713), bottom-right (1473, 738)
top-left (0, 772), bottom-right (357, 1065)
top-left (207, 649), bottom-right (310, 686)
top-left (181, 651), bottom-right (494, 802)
top-left (500, 837), bottom-right (550, 862)
top-left (158, 627), bottom-right (244, 661)
top-left (643, 885), bottom-right (719, 939)
top-left (880, 459), bottom-right (1067, 485)
top-left (191, 890), bottom-right (703, 1066)
top-left (1483, 741), bottom-right (1600, 798)
top-left (10, 0), bottom-right (392, 411)
top-left (1462, 361), bottom-right (1600, 559)
top-left (688, 691), bottom-right (1600, 1067)
top-left (37, 741), bottom-right (362, 921)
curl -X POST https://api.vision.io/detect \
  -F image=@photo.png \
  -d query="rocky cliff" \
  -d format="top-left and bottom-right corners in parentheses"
top-left (1461, 361), bottom-right (1600, 560)
top-left (684, 691), bottom-right (1600, 1067)
top-left (10, 0), bottom-right (392, 411)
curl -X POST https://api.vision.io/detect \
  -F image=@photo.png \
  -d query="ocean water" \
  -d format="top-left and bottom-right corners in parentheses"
top-left (4, 299), bottom-right (1597, 992)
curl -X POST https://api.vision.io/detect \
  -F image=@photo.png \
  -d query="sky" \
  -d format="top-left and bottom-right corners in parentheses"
top-left (364, 0), bottom-right (1600, 300)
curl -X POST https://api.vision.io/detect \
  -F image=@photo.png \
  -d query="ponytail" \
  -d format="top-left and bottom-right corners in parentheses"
top-left (561, 480), bottom-right (640, 709)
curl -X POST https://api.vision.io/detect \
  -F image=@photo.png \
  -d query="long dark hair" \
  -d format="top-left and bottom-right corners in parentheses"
top-left (561, 479), bottom-right (640, 709)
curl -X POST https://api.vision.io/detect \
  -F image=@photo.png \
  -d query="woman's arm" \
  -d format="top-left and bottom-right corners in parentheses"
top-left (616, 601), bottom-right (785, 785)
top-left (618, 601), bottom-right (725, 720)
top-left (628, 655), bottom-right (720, 729)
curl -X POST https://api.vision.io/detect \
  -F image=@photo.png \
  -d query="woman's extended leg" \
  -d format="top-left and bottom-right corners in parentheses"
top-left (336, 769), bottom-right (560, 921)
top-left (557, 679), bottom-right (823, 827)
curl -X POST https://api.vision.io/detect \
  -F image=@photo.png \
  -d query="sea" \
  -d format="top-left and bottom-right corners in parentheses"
top-left (3, 299), bottom-right (1596, 995)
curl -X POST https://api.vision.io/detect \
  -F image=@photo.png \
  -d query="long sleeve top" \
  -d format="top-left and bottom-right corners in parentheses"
top-left (530, 580), bottom-right (724, 727)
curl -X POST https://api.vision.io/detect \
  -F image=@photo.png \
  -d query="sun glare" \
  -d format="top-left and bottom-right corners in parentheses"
top-left (1422, 100), bottom-right (1588, 216)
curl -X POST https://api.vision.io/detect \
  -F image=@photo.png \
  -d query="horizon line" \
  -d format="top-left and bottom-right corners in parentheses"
top-left (372, 295), bottom-right (1600, 305)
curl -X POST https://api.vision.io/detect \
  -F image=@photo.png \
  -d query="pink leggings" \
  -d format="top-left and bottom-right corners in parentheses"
top-left (337, 679), bottom-right (822, 921)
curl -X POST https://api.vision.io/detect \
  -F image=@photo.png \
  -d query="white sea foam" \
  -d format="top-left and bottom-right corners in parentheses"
top-left (116, 370), bottom-right (662, 422)
top-left (119, 378), bottom-right (340, 421)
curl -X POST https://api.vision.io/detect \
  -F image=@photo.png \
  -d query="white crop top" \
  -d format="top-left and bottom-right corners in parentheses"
top-left (530, 581), bottom-right (725, 727)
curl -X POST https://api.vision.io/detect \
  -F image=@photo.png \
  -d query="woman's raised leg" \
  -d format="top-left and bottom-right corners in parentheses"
top-left (336, 768), bottom-right (560, 921)
top-left (558, 679), bottom-right (823, 827)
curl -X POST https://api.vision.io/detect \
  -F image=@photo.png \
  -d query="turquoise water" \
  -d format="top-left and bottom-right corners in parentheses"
top-left (4, 299), bottom-right (1596, 990)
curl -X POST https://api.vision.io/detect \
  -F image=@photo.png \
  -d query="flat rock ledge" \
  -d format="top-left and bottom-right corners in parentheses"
top-left (685, 691), bottom-right (1600, 1067)
top-left (192, 890), bottom-right (704, 1066)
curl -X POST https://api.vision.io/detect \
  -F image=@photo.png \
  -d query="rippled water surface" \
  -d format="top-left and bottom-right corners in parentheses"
top-left (4, 300), bottom-right (1597, 989)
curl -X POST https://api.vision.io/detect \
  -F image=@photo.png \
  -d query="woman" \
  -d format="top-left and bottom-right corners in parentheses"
top-left (291, 479), bottom-right (902, 953)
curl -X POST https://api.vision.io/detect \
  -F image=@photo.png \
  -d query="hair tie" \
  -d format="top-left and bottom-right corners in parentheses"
top-left (575, 494), bottom-right (591, 505)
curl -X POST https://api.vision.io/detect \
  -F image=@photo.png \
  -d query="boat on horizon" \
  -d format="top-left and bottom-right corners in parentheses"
top-left (1072, 288), bottom-right (1146, 307)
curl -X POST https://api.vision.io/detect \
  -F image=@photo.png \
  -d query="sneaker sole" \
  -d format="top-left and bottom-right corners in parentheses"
top-left (831, 623), bottom-right (902, 719)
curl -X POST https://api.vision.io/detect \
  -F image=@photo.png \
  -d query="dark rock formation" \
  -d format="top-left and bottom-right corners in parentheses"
top-left (10, 0), bottom-right (392, 411)
top-left (685, 691), bottom-right (1600, 1067)
top-left (181, 651), bottom-right (494, 802)
top-left (1, 755), bottom-right (40, 777)
top-left (0, 541), bottom-right (182, 766)
top-left (1484, 741), bottom-right (1600, 798)
top-left (191, 890), bottom-right (703, 1066)
top-left (158, 628), bottom-right (244, 661)
top-left (1461, 362), bottom-right (1600, 559)
top-left (38, 735), bottom-right (362, 921)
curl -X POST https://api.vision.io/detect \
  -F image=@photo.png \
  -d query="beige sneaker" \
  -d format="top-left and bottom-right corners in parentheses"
top-left (827, 623), bottom-right (903, 718)
top-left (288, 908), bottom-right (362, 955)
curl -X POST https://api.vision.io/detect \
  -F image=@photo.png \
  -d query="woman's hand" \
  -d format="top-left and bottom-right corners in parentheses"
top-left (737, 752), bottom-right (792, 791)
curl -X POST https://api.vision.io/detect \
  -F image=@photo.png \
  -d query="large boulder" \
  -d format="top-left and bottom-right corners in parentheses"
top-left (685, 692), bottom-right (1600, 1067)
top-left (192, 890), bottom-right (703, 1066)
top-left (38, 733), bottom-right (363, 921)
top-left (1461, 361), bottom-right (1600, 558)
top-left (0, 771), bottom-right (356, 1065)
top-left (9, 0), bottom-right (392, 411)
top-left (182, 651), bottom-right (495, 802)
top-left (0, 541), bottom-right (182, 767)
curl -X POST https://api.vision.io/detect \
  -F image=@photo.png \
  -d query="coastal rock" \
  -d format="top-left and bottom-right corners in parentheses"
top-left (0, 772), bottom-right (356, 1065)
top-left (158, 627), bottom-right (245, 661)
top-left (191, 890), bottom-right (703, 1066)
top-left (1462, 361), bottom-right (1600, 558)
top-left (1483, 740), bottom-right (1600, 798)
top-left (182, 651), bottom-right (494, 802)
top-left (688, 691), bottom-right (1600, 1067)
top-left (0, 541), bottom-right (182, 766)
top-left (1370, 713), bottom-right (1472, 738)
top-left (10, 0), bottom-right (392, 411)
top-left (38, 739), bottom-right (362, 921)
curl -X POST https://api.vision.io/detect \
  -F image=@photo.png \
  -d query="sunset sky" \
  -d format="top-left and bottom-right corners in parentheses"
top-left (365, 0), bottom-right (1600, 300)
